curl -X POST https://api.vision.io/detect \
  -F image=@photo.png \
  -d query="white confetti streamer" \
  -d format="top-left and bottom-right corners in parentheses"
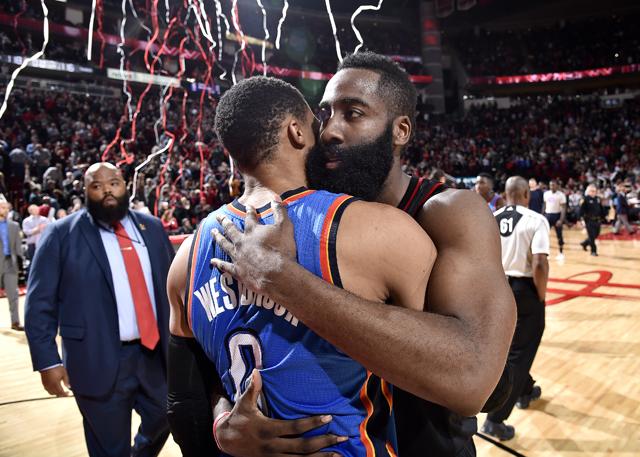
top-left (230, 0), bottom-right (247, 85)
top-left (256, 0), bottom-right (270, 75)
top-left (118, 0), bottom-right (134, 121)
top-left (0, 0), bottom-right (49, 120)
top-left (351, 0), bottom-right (384, 53)
top-left (213, 0), bottom-right (230, 80)
top-left (324, 0), bottom-right (343, 63)
top-left (275, 0), bottom-right (289, 50)
top-left (87, 0), bottom-right (97, 61)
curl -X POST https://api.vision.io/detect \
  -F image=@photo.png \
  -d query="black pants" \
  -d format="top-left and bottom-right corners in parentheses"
top-left (488, 277), bottom-right (545, 423)
top-left (545, 213), bottom-right (564, 252)
top-left (74, 344), bottom-right (169, 457)
top-left (582, 220), bottom-right (601, 254)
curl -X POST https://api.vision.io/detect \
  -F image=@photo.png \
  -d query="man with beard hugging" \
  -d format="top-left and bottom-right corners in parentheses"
top-left (25, 162), bottom-right (174, 457)
top-left (212, 52), bottom-right (517, 456)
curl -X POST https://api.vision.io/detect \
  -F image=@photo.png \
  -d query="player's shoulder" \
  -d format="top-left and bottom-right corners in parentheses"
top-left (417, 188), bottom-right (497, 244)
top-left (421, 187), bottom-right (489, 218)
top-left (343, 198), bottom-right (418, 228)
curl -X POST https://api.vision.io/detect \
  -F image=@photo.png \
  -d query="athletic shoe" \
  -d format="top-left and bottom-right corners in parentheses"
top-left (516, 385), bottom-right (542, 409)
top-left (555, 253), bottom-right (565, 260)
top-left (580, 241), bottom-right (588, 251)
top-left (591, 252), bottom-right (598, 256)
top-left (481, 419), bottom-right (515, 441)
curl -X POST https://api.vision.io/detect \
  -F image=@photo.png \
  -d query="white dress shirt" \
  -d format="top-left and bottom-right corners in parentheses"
top-left (99, 215), bottom-right (157, 342)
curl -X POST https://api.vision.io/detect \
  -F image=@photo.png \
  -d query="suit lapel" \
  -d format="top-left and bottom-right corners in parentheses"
top-left (78, 211), bottom-right (116, 302)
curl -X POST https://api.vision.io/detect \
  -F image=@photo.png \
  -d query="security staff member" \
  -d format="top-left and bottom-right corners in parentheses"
top-left (482, 176), bottom-right (550, 441)
top-left (580, 185), bottom-right (603, 256)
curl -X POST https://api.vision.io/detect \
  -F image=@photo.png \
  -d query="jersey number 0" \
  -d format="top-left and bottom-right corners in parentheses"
top-left (226, 330), bottom-right (269, 414)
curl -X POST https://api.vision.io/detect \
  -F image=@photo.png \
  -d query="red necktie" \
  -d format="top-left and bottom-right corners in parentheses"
top-left (112, 221), bottom-right (159, 350)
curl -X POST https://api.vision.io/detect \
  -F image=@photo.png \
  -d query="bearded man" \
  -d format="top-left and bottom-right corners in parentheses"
top-left (25, 162), bottom-right (174, 457)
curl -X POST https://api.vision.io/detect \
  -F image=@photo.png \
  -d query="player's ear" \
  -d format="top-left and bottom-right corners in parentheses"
top-left (287, 118), bottom-right (306, 150)
top-left (392, 115), bottom-right (411, 149)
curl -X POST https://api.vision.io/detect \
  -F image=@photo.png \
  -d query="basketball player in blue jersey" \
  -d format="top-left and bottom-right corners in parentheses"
top-left (166, 76), bottom-right (437, 456)
top-left (211, 52), bottom-right (517, 456)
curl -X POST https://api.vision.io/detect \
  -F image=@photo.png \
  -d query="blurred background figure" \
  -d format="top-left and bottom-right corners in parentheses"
top-left (21, 204), bottom-right (49, 276)
top-left (475, 172), bottom-right (505, 212)
top-left (580, 185), bottom-right (603, 256)
top-left (0, 199), bottom-right (23, 330)
top-left (543, 180), bottom-right (567, 259)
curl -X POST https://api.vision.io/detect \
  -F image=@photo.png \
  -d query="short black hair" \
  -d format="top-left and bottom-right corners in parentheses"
top-left (337, 51), bottom-right (417, 130)
top-left (214, 76), bottom-right (308, 170)
top-left (477, 172), bottom-right (494, 184)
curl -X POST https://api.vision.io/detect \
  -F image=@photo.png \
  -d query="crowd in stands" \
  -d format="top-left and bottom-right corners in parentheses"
top-left (453, 14), bottom-right (640, 76)
top-left (0, 2), bottom-right (421, 78)
top-left (0, 84), bottom-right (638, 242)
top-left (0, 87), bottom-right (237, 238)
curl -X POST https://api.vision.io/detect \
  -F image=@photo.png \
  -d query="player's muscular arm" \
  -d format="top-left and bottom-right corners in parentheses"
top-left (214, 194), bottom-right (515, 415)
top-left (214, 202), bottom-right (444, 406)
top-left (416, 189), bottom-right (516, 413)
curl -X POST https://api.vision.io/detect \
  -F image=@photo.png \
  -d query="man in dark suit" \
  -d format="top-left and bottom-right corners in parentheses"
top-left (25, 162), bottom-right (174, 457)
top-left (0, 199), bottom-right (23, 330)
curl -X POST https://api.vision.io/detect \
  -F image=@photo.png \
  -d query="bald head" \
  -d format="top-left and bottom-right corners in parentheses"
top-left (84, 162), bottom-right (123, 186)
top-left (505, 176), bottom-right (530, 206)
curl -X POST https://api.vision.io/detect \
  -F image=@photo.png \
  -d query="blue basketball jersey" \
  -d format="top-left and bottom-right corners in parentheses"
top-left (186, 187), bottom-right (398, 457)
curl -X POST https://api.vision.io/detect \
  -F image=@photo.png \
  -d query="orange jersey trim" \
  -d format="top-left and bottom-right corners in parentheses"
top-left (319, 194), bottom-right (352, 283)
top-left (381, 379), bottom-right (393, 414)
top-left (385, 442), bottom-right (398, 457)
top-left (358, 371), bottom-right (376, 457)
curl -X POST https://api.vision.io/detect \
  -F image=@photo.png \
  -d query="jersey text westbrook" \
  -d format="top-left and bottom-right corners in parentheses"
top-left (194, 273), bottom-right (300, 327)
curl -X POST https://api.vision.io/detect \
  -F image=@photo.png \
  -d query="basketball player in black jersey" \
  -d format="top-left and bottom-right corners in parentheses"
top-left (211, 52), bottom-right (516, 456)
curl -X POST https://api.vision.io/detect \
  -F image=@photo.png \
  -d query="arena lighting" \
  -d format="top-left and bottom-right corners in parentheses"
top-left (106, 68), bottom-right (180, 88)
top-left (254, 63), bottom-right (433, 84)
top-left (0, 55), bottom-right (93, 73)
top-left (469, 63), bottom-right (640, 85)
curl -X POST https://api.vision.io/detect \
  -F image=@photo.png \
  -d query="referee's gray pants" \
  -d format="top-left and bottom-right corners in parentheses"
top-left (488, 276), bottom-right (545, 423)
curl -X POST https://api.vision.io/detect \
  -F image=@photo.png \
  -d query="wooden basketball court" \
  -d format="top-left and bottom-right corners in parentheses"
top-left (0, 226), bottom-right (638, 456)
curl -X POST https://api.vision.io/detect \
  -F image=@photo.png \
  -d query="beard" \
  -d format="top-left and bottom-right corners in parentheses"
top-left (87, 191), bottom-right (130, 225)
top-left (305, 124), bottom-right (394, 201)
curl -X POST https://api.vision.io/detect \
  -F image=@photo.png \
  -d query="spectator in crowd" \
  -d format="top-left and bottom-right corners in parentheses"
top-left (0, 199), bottom-right (23, 330)
top-left (160, 207), bottom-right (179, 234)
top-left (580, 184), bottom-right (603, 256)
top-left (528, 178), bottom-right (544, 214)
top-left (22, 203), bottom-right (49, 264)
top-left (613, 183), bottom-right (637, 235)
top-left (453, 14), bottom-right (640, 77)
